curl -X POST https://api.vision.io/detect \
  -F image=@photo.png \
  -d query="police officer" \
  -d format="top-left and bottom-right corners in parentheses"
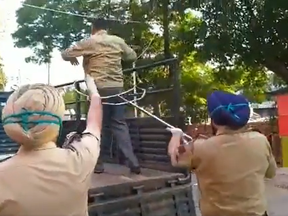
top-left (168, 90), bottom-right (276, 216)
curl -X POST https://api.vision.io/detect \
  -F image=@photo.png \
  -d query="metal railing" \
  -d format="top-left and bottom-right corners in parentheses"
top-left (0, 58), bottom-right (181, 126)
top-left (55, 57), bottom-right (182, 125)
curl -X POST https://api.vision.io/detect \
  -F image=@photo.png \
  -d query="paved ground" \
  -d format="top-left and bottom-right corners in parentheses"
top-left (266, 168), bottom-right (288, 216)
top-left (191, 168), bottom-right (288, 216)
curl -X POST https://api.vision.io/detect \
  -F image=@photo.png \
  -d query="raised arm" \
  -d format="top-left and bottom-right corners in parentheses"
top-left (119, 39), bottom-right (137, 62)
top-left (85, 74), bottom-right (102, 138)
top-left (61, 37), bottom-right (95, 61)
top-left (63, 75), bottom-right (102, 176)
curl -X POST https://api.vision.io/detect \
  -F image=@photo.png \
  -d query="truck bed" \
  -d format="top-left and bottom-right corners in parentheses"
top-left (87, 163), bottom-right (194, 216)
top-left (90, 163), bottom-right (180, 189)
top-left (89, 163), bottom-right (184, 196)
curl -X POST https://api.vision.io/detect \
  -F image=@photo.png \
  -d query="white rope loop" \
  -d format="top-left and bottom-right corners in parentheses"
top-left (73, 82), bottom-right (147, 106)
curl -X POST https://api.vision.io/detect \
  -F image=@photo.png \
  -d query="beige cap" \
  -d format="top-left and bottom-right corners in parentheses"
top-left (2, 84), bottom-right (65, 148)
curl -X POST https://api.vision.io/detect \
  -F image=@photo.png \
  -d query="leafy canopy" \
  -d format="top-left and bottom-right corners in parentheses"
top-left (12, 0), bottom-right (272, 121)
top-left (197, 0), bottom-right (288, 83)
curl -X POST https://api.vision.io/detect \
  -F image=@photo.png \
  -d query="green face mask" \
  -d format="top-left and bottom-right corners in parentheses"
top-left (2, 110), bottom-right (62, 143)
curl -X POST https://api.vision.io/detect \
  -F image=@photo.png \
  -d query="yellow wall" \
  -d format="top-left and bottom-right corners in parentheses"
top-left (282, 137), bottom-right (288, 167)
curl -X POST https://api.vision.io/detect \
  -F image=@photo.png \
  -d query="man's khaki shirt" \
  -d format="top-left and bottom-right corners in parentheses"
top-left (0, 133), bottom-right (99, 216)
top-left (177, 129), bottom-right (277, 216)
top-left (61, 30), bottom-right (137, 89)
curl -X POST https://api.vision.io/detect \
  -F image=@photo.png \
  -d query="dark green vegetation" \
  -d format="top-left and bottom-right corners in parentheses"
top-left (0, 58), bottom-right (7, 90)
top-left (0, 19), bottom-right (8, 90)
top-left (12, 0), bottom-right (288, 121)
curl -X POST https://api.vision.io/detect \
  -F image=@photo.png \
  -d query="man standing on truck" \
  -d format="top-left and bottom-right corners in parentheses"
top-left (167, 90), bottom-right (277, 216)
top-left (61, 18), bottom-right (140, 174)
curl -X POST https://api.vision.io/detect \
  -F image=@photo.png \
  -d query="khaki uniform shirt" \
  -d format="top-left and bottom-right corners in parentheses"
top-left (0, 132), bottom-right (99, 216)
top-left (61, 30), bottom-right (137, 89)
top-left (177, 129), bottom-right (277, 216)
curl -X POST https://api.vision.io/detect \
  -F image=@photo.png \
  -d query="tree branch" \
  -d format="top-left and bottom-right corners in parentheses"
top-left (265, 60), bottom-right (288, 84)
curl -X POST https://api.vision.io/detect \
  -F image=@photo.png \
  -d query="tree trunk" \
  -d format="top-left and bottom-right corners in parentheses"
top-left (162, 0), bottom-right (170, 60)
top-left (265, 60), bottom-right (288, 84)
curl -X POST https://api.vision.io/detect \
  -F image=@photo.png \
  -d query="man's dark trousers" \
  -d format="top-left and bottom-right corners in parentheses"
top-left (94, 87), bottom-right (139, 172)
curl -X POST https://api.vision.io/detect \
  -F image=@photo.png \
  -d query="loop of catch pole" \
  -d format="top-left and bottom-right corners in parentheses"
top-left (73, 81), bottom-right (147, 106)
top-left (103, 87), bottom-right (146, 105)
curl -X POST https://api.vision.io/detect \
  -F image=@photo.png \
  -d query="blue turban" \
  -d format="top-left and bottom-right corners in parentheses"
top-left (207, 90), bottom-right (250, 128)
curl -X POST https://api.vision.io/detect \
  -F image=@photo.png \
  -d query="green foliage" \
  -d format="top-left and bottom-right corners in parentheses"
top-left (12, 0), bottom-right (154, 64)
top-left (0, 58), bottom-right (7, 90)
top-left (173, 12), bottom-right (270, 120)
top-left (197, 0), bottom-right (288, 83)
top-left (12, 0), bottom-right (274, 122)
top-left (180, 52), bottom-right (268, 121)
top-left (62, 89), bottom-right (88, 114)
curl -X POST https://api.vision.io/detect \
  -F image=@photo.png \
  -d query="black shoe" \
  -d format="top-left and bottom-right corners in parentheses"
top-left (130, 166), bottom-right (141, 174)
top-left (94, 162), bottom-right (104, 174)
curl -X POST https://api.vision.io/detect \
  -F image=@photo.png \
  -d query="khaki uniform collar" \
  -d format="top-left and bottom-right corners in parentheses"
top-left (216, 126), bottom-right (250, 136)
top-left (17, 142), bottom-right (57, 154)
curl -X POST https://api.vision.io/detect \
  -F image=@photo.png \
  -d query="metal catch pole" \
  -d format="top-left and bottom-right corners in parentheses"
top-left (117, 95), bottom-right (193, 142)
top-left (132, 63), bottom-right (138, 117)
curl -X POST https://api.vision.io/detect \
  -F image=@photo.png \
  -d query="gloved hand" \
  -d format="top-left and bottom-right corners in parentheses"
top-left (85, 74), bottom-right (99, 96)
top-left (166, 127), bottom-right (183, 137)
